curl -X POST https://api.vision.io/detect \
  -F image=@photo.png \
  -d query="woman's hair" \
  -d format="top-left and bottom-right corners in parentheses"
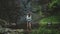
top-left (27, 13), bottom-right (31, 17)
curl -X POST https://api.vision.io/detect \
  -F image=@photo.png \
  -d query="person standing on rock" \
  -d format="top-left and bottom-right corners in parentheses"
top-left (26, 13), bottom-right (32, 30)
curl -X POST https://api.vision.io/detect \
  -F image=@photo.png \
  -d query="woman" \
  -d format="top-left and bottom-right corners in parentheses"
top-left (26, 13), bottom-right (32, 30)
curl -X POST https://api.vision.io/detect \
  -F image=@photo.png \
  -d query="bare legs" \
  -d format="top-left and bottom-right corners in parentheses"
top-left (26, 21), bottom-right (32, 34)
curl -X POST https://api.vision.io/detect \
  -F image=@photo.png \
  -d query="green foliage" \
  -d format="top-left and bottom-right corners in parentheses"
top-left (39, 16), bottom-right (60, 25)
top-left (32, 0), bottom-right (60, 34)
top-left (48, 0), bottom-right (58, 9)
top-left (31, 27), bottom-right (60, 34)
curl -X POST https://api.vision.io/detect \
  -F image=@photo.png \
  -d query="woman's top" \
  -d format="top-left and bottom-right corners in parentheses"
top-left (26, 14), bottom-right (32, 22)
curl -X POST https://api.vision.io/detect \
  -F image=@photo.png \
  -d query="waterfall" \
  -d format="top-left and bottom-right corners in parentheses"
top-left (17, 0), bottom-right (32, 24)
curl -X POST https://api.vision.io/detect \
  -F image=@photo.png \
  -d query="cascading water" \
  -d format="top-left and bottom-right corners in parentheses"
top-left (17, 0), bottom-right (32, 24)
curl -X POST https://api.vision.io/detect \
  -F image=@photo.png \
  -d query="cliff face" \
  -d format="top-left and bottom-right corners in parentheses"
top-left (0, 0), bottom-right (58, 23)
top-left (0, 0), bottom-right (49, 23)
top-left (0, 0), bottom-right (19, 23)
top-left (0, 0), bottom-right (32, 23)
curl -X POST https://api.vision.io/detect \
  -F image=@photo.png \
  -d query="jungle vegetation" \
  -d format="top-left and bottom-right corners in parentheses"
top-left (0, 0), bottom-right (60, 34)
